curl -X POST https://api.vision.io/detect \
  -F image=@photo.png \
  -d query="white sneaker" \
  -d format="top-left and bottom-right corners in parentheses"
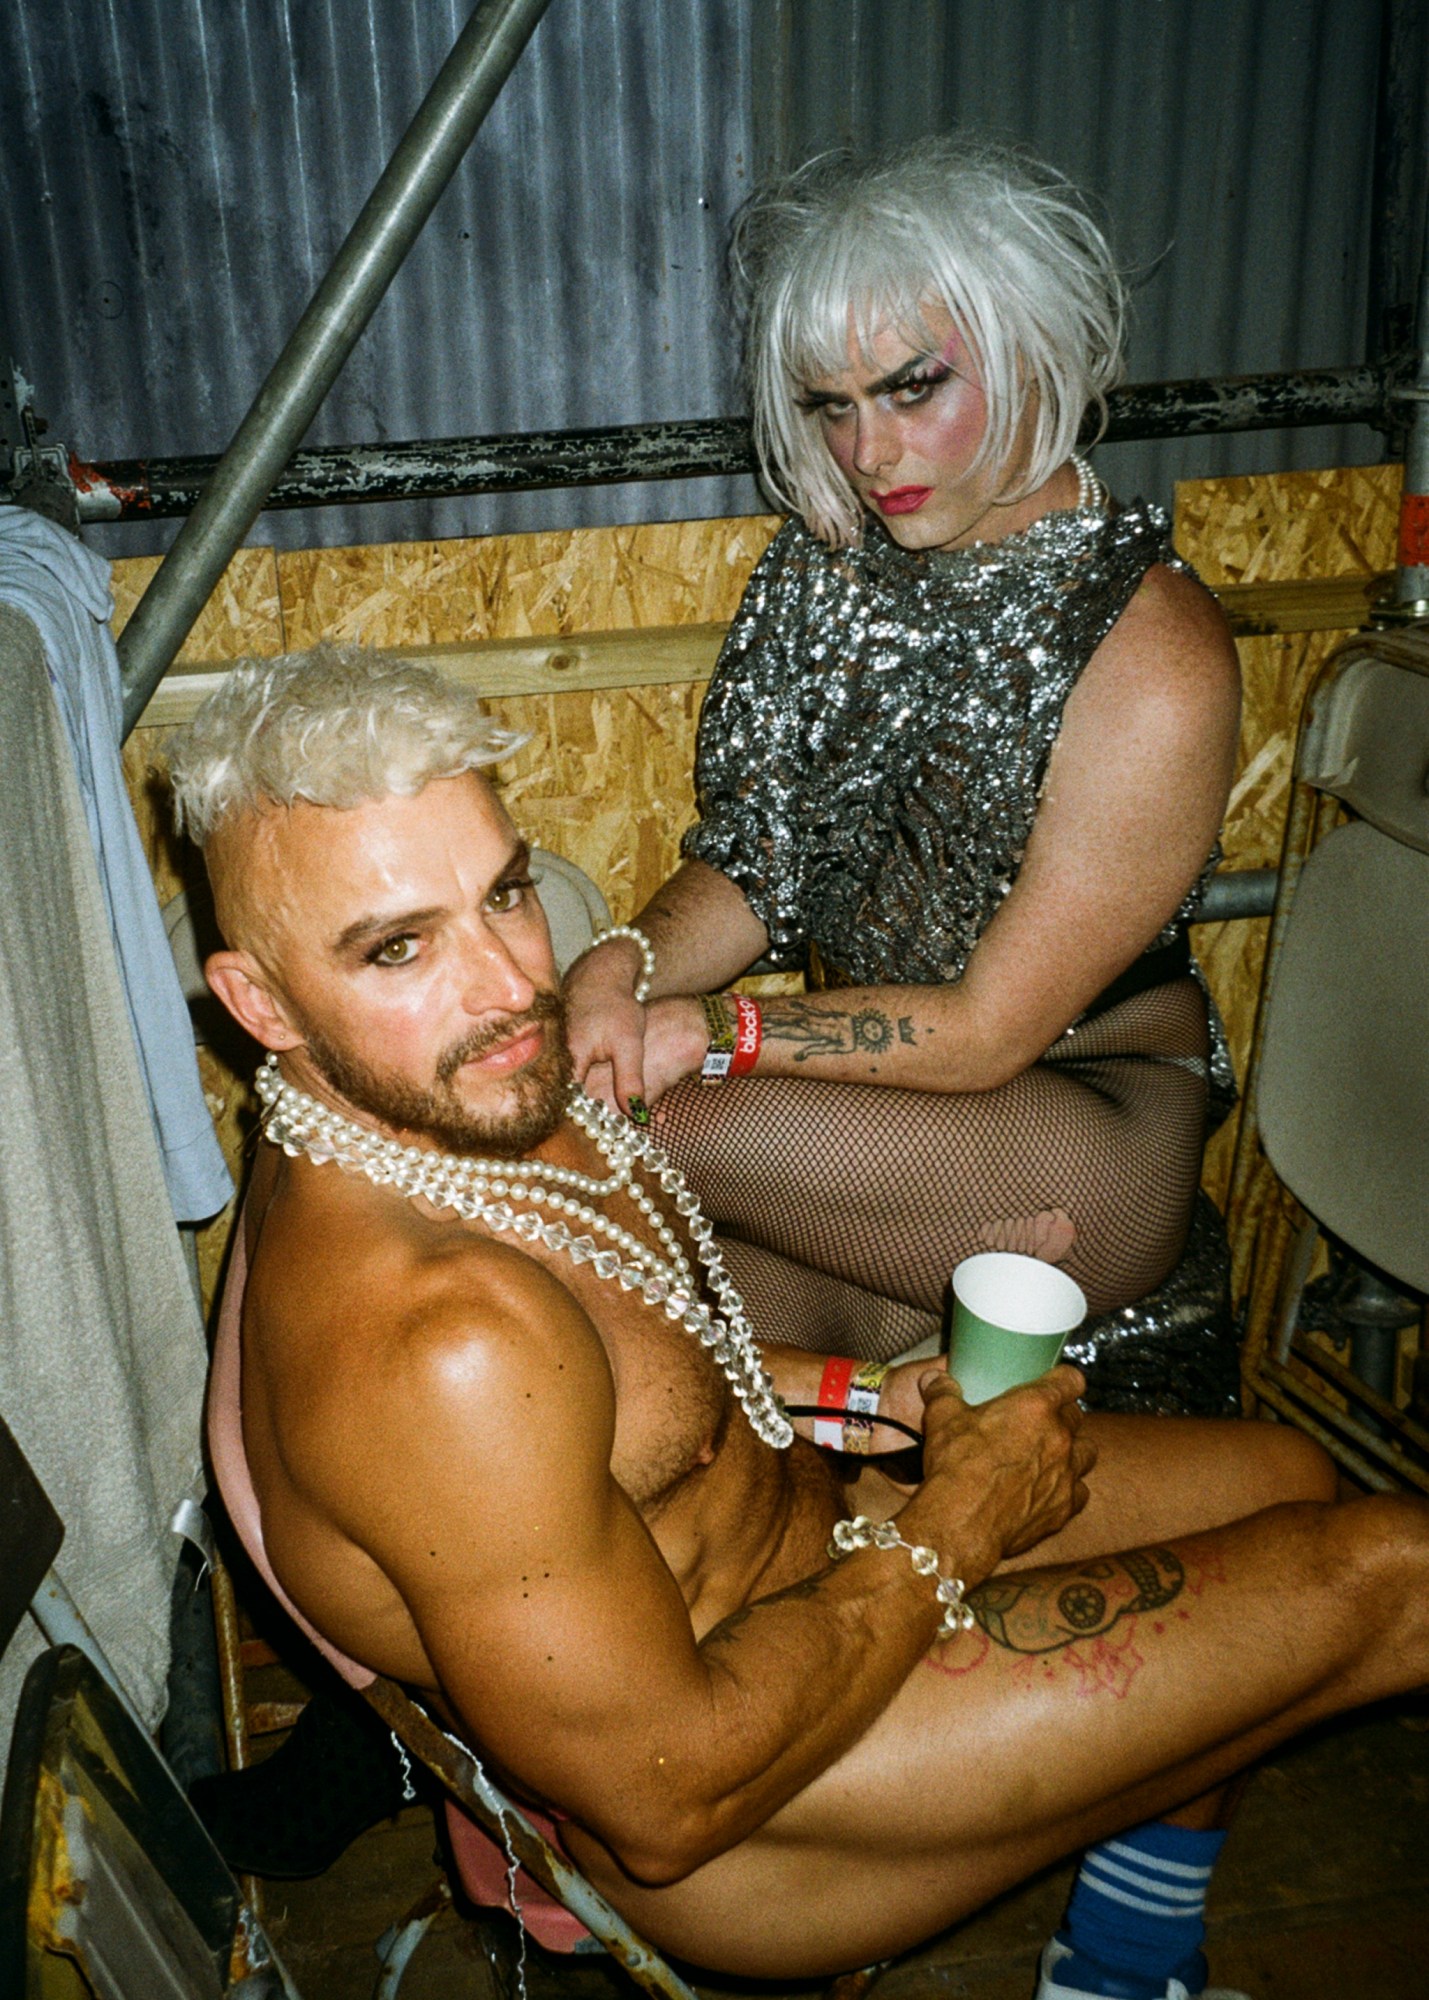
top-left (1034, 1938), bottom-right (1251, 2000)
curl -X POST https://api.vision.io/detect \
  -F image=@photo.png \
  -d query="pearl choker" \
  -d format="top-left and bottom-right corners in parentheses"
top-left (1070, 452), bottom-right (1104, 515)
top-left (254, 1055), bottom-right (793, 1450)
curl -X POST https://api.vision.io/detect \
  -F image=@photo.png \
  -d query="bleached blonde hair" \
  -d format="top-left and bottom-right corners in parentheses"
top-left (734, 135), bottom-right (1128, 547)
top-left (166, 642), bottom-right (527, 846)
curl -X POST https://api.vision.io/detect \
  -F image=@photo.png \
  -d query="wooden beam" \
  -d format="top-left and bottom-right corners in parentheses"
top-left (133, 575), bottom-right (1395, 728)
top-left (135, 621), bottom-right (729, 727)
top-left (1213, 571), bottom-right (1392, 636)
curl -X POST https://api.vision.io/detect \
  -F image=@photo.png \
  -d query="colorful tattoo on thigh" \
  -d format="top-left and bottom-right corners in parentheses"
top-left (924, 1548), bottom-right (1188, 1701)
top-left (972, 1548), bottom-right (1184, 1654)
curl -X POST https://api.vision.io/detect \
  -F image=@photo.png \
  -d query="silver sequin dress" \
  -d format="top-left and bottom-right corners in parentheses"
top-left (681, 500), bottom-right (1240, 1416)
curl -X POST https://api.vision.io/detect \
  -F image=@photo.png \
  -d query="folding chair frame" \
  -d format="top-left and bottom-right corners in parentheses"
top-left (209, 1546), bottom-right (702, 2000)
top-left (1226, 632), bottom-right (1429, 1493)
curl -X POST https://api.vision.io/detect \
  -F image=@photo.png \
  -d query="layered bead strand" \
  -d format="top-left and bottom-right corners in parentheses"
top-left (255, 1056), bottom-right (792, 1449)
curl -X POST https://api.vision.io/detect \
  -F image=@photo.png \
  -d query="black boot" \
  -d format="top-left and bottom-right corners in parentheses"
top-left (189, 1687), bottom-right (423, 1877)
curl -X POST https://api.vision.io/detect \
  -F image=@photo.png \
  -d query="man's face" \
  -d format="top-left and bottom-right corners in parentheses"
top-left (233, 773), bottom-right (570, 1157)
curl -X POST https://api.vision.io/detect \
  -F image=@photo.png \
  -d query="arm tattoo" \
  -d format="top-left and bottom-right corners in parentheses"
top-left (968, 1548), bottom-right (1185, 1655)
top-left (763, 999), bottom-right (901, 1064)
top-left (700, 1573), bottom-right (827, 1652)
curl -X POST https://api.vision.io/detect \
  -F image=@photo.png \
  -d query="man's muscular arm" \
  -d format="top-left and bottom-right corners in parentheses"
top-left (330, 1250), bottom-right (1090, 1886)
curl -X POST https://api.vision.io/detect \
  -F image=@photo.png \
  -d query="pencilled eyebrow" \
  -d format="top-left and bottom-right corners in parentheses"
top-left (866, 353), bottom-right (945, 395)
top-left (331, 837), bottom-right (531, 956)
top-left (799, 351), bottom-right (945, 404)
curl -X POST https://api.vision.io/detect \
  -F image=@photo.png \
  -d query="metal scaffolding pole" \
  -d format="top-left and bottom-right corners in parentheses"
top-left (73, 361), bottom-right (1393, 528)
top-left (1386, 192), bottom-right (1429, 615)
top-left (115, 0), bottom-right (551, 739)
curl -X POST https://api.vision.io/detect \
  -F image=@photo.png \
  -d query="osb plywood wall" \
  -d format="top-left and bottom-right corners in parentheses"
top-left (117, 468), bottom-right (1401, 1306)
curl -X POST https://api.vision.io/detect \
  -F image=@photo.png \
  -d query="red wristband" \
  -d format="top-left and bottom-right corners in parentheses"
top-left (729, 995), bottom-right (762, 1077)
top-left (814, 1356), bottom-right (855, 1449)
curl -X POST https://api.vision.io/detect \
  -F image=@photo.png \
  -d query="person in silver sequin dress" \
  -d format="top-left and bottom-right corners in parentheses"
top-left (565, 138), bottom-right (1243, 1418)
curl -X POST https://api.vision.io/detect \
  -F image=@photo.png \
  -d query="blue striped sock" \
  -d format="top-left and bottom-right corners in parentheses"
top-left (1054, 1820), bottom-right (1227, 1997)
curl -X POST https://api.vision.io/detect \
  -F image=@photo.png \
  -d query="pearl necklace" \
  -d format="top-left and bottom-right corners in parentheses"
top-left (1070, 452), bottom-right (1105, 514)
top-left (254, 1056), bottom-right (793, 1450)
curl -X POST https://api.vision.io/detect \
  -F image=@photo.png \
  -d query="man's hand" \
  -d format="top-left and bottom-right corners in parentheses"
top-left (638, 995), bottom-right (715, 1104)
top-left (563, 938), bottom-right (650, 1110)
top-left (562, 863), bottom-right (772, 1114)
top-left (913, 1365), bottom-right (1095, 1573)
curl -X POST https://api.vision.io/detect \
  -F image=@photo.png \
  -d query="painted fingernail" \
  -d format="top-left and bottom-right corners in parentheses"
top-left (627, 1095), bottom-right (650, 1126)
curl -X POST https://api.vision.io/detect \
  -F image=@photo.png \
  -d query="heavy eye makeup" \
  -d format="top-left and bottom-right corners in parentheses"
top-left (887, 359), bottom-right (953, 405)
top-left (795, 356), bottom-right (954, 417)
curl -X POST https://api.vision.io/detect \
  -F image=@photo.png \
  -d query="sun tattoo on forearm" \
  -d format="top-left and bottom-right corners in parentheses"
top-left (763, 999), bottom-right (920, 1067)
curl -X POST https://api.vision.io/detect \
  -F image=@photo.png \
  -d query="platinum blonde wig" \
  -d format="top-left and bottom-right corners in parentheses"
top-left (734, 135), bottom-right (1128, 547)
top-left (167, 642), bottom-right (528, 845)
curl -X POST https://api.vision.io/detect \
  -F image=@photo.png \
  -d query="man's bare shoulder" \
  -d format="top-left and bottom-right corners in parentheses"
top-left (247, 1173), bottom-right (616, 1537)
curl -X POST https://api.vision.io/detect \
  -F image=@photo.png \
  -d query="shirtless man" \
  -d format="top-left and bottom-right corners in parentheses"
top-left (172, 646), bottom-right (1429, 2000)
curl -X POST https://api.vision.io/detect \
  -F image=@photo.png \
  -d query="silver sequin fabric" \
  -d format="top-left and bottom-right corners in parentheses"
top-left (1064, 1192), bottom-right (1239, 1417)
top-left (684, 499), bottom-right (1233, 1097)
top-left (684, 499), bottom-right (1240, 1416)
top-left (688, 501), bottom-right (1206, 972)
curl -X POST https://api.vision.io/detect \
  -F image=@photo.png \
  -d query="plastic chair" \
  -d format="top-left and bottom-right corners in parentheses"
top-left (527, 849), bottom-right (612, 974)
top-left (1227, 625), bottom-right (1429, 1490)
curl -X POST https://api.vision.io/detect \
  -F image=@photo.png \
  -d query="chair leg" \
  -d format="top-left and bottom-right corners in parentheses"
top-left (210, 1548), bottom-right (253, 1775)
top-left (373, 1877), bottom-right (452, 1999)
top-left (209, 1545), bottom-right (267, 1920)
top-left (1270, 1214), bottom-right (1319, 1365)
top-left (1238, 1181), bottom-right (1300, 1397)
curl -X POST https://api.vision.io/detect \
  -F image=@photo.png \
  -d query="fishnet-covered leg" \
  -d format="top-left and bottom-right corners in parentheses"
top-left (656, 981), bottom-right (1210, 1361)
top-left (715, 1236), bottom-right (942, 1357)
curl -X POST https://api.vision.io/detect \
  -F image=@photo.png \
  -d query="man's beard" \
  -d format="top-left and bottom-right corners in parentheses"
top-left (303, 990), bottom-right (573, 1158)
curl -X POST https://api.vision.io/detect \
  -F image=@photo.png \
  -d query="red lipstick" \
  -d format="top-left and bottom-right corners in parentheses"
top-left (873, 486), bottom-right (933, 516)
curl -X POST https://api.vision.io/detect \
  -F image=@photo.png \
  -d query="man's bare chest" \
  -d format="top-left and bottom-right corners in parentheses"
top-left (524, 1235), bottom-right (730, 1511)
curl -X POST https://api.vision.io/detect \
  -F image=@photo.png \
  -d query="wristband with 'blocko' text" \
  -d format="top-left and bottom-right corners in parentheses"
top-left (699, 993), bottom-right (762, 1084)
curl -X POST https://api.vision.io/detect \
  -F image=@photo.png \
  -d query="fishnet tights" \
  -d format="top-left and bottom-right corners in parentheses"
top-left (654, 979), bottom-right (1211, 1361)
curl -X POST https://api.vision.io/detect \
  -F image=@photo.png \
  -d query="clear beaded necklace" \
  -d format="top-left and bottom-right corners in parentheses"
top-left (254, 1055), bottom-right (793, 1449)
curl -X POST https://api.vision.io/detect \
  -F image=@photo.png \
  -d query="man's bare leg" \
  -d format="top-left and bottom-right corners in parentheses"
top-left (1011, 1417), bottom-right (1297, 1985)
top-left (1001, 1410), bottom-right (1339, 1567)
top-left (575, 1490), bottom-right (1429, 1977)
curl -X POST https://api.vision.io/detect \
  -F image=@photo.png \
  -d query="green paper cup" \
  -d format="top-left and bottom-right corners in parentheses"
top-left (948, 1253), bottom-right (1086, 1404)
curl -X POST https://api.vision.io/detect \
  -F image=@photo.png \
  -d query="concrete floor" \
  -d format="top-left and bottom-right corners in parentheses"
top-left (253, 1696), bottom-right (1429, 2000)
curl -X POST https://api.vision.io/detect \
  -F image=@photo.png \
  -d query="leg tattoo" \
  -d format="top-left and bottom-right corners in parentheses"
top-left (971, 1549), bottom-right (1185, 1655)
top-left (924, 1548), bottom-right (1189, 1701)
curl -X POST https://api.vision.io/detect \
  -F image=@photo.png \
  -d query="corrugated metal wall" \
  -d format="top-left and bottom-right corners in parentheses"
top-left (1, 1), bottom-right (1421, 556)
top-left (0, 0), bottom-right (763, 555)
